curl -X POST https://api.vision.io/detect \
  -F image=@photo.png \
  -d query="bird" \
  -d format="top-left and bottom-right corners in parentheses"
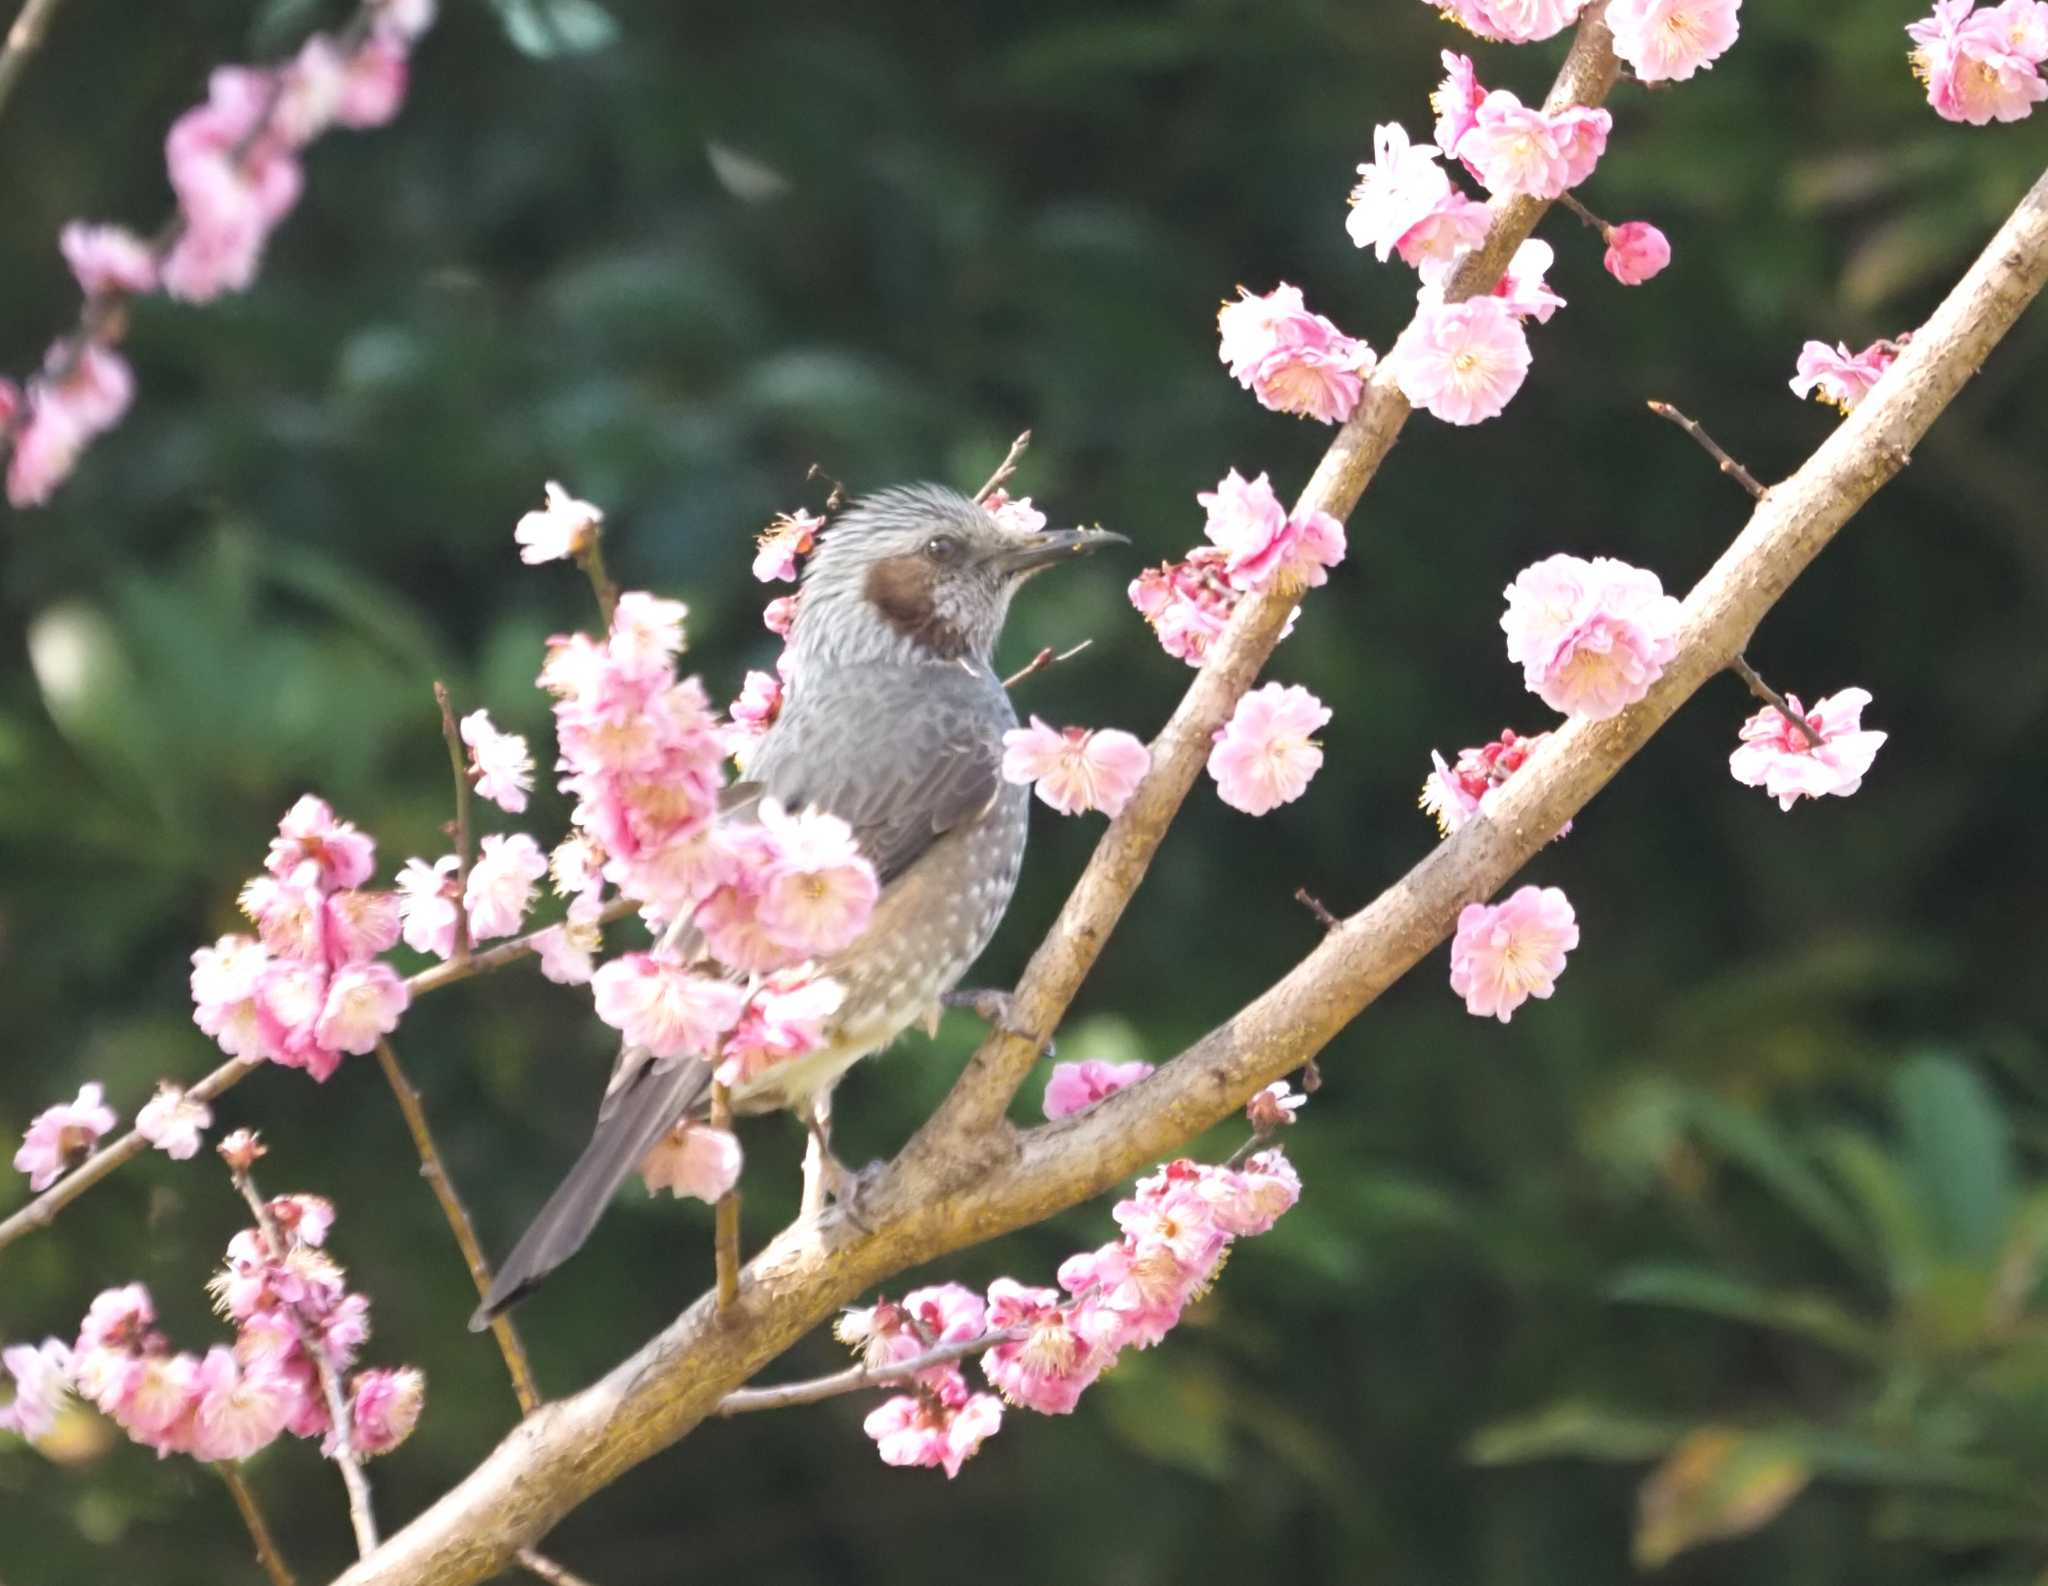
top-left (471, 483), bottom-right (1124, 1327)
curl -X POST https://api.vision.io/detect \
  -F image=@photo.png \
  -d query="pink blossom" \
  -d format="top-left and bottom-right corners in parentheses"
top-left (1501, 553), bottom-right (1683, 719)
top-left (1418, 727), bottom-right (1556, 837)
top-left (1448, 884), bottom-right (1580, 1022)
top-left (159, 66), bottom-right (305, 303)
top-left (639, 1122), bottom-right (744, 1201)
top-left (533, 909), bottom-right (602, 987)
top-left (763, 594), bottom-right (800, 636)
top-left (1, 1340), bottom-right (73, 1441)
top-left (374, 0), bottom-right (437, 43)
top-left (348, 1366), bottom-right (424, 1456)
top-left (191, 933), bottom-right (273, 1057)
top-left (14, 1083), bottom-right (118, 1191)
top-left (715, 970), bottom-right (845, 1087)
top-left (1909, 0), bottom-right (2048, 122)
top-left (189, 1346), bottom-right (295, 1461)
top-left (1389, 295), bottom-right (1531, 426)
top-left (254, 959), bottom-right (338, 1078)
top-left (1099, 1166), bottom-right (1230, 1345)
top-left (1197, 468), bottom-right (1347, 592)
top-left (1432, 51), bottom-right (1488, 158)
top-left (1608, 0), bottom-right (1742, 83)
top-left (77, 1286), bottom-right (155, 1358)
top-left (1043, 1059), bottom-right (1156, 1120)
top-left (753, 509), bottom-right (824, 583)
top-left (465, 832), bottom-right (547, 941)
top-left (1215, 284), bottom-right (1377, 424)
top-left (981, 1280), bottom-right (1114, 1414)
top-left (60, 223), bottom-right (159, 297)
top-left (1493, 239), bottom-right (1567, 322)
top-left (1728, 687), bottom-right (1888, 810)
top-left (1126, 547), bottom-right (1286, 667)
top-left (1198, 1149), bottom-right (1303, 1237)
top-left (395, 855), bottom-right (461, 957)
top-left (836, 1283), bottom-right (988, 1381)
top-left (1603, 221), bottom-right (1672, 285)
top-left (313, 963), bottom-right (409, 1057)
top-left (1394, 193), bottom-right (1493, 281)
top-left (1789, 338), bottom-right (1902, 414)
top-left (461, 709), bottom-right (534, 813)
top-left (136, 1084), bottom-right (213, 1160)
top-left (862, 1371), bottom-right (1003, 1476)
top-left (335, 38), bottom-right (409, 129)
top-left (1430, 0), bottom-right (1586, 44)
top-left (268, 1193), bottom-right (335, 1247)
top-left (1346, 123), bottom-right (1453, 261)
top-left (607, 591), bottom-right (691, 676)
top-left (592, 952), bottom-right (748, 1058)
top-left (1208, 683), bottom-right (1331, 816)
top-left (5, 343), bottom-right (136, 508)
top-left (1454, 90), bottom-right (1611, 200)
top-left (323, 888), bottom-right (402, 967)
top-left (726, 666), bottom-right (786, 764)
top-left (515, 481), bottom-right (603, 564)
top-left (1245, 1080), bottom-right (1307, 1132)
top-left (752, 800), bottom-right (880, 958)
top-left (1001, 718), bottom-right (1152, 818)
top-left (267, 794), bottom-right (376, 889)
top-left (981, 489), bottom-right (1047, 534)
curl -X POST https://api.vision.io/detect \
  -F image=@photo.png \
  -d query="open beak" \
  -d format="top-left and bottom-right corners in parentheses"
top-left (996, 527), bottom-right (1130, 577)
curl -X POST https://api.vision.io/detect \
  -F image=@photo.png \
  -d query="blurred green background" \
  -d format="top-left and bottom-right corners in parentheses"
top-left (5, 1), bottom-right (2048, 1582)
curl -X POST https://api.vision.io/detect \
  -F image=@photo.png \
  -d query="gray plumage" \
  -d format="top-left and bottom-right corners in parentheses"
top-left (473, 484), bottom-right (1122, 1326)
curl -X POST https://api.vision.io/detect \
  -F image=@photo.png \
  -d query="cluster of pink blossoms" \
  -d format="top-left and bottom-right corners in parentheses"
top-left (843, 1086), bottom-right (1305, 1477)
top-left (2, 0), bottom-right (434, 508)
top-left (1501, 553), bottom-right (1684, 721)
top-left (192, 796), bottom-right (410, 1082)
top-left (1908, 0), bottom-right (2048, 123)
top-left (1215, 284), bottom-right (1378, 425)
top-left (52, 1175), bottom-right (421, 1463)
top-left (1001, 719), bottom-right (1152, 818)
top-left (13, 1081), bottom-right (214, 1194)
top-left (1419, 728), bottom-right (1557, 838)
top-left (1728, 688), bottom-right (1889, 810)
top-left (1789, 336), bottom-right (1905, 414)
top-left (1433, 62), bottom-right (1611, 203)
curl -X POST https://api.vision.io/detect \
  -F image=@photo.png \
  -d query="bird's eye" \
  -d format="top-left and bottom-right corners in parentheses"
top-left (924, 534), bottom-right (962, 563)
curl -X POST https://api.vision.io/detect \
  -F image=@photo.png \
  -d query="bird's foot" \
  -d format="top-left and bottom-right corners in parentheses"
top-left (817, 1153), bottom-right (887, 1233)
top-left (940, 986), bottom-right (1053, 1055)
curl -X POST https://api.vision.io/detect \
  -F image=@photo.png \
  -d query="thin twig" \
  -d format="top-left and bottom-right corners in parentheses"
top-left (374, 1041), bottom-right (541, 1415)
top-left (1557, 189), bottom-right (1608, 235)
top-left (0, 898), bottom-right (638, 1258)
top-left (218, 1463), bottom-right (299, 1586)
top-left (974, 430), bottom-right (1033, 502)
top-left (1000, 638), bottom-right (1092, 690)
top-left (1647, 400), bottom-right (1768, 499)
top-left (232, 1168), bottom-right (379, 1557)
top-left (804, 462), bottom-right (848, 513)
top-left (0, 0), bottom-right (66, 121)
top-left (715, 1330), bottom-right (1016, 1416)
top-left (434, 682), bottom-right (475, 962)
top-left (1292, 889), bottom-right (1340, 932)
top-left (516, 1552), bottom-right (600, 1586)
top-left (576, 537), bottom-right (620, 628)
top-left (711, 1084), bottom-right (740, 1313)
top-left (1729, 655), bottom-right (1827, 749)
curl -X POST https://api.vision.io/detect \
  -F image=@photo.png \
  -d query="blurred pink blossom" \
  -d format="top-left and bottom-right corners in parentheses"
top-left (59, 223), bottom-right (158, 297)
top-left (14, 1084), bottom-right (118, 1191)
top-left (592, 953), bottom-right (748, 1059)
top-left (1043, 1059), bottom-right (1156, 1120)
top-left (640, 1123), bottom-right (744, 1202)
top-left (136, 1084), bottom-right (213, 1161)
top-left (753, 509), bottom-right (824, 583)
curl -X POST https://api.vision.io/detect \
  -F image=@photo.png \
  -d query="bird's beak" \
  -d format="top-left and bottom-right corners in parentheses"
top-left (994, 527), bottom-right (1129, 576)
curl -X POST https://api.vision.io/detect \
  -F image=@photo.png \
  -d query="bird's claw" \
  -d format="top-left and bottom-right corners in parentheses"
top-left (941, 987), bottom-right (1054, 1056)
top-left (818, 1154), bottom-right (886, 1233)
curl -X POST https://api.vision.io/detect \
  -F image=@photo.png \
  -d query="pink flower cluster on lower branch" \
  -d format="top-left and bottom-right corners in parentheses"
top-left (845, 1148), bottom-right (1301, 1477)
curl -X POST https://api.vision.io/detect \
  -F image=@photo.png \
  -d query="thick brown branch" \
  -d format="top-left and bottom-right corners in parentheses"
top-left (374, 1041), bottom-right (542, 1414)
top-left (329, 148), bottom-right (2048, 1586)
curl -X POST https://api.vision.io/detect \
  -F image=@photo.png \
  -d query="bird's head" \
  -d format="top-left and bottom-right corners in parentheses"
top-left (790, 483), bottom-right (1125, 668)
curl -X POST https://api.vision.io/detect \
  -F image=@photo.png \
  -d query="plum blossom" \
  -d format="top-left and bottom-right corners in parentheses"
top-left (60, 223), bottom-right (158, 297)
top-left (1245, 1079), bottom-right (1307, 1132)
top-left (1728, 687), bottom-right (1889, 810)
top-left (862, 1371), bottom-right (1004, 1477)
top-left (464, 832), bottom-right (547, 941)
top-left (1603, 221), bottom-right (1673, 284)
top-left (1501, 553), bottom-right (1683, 719)
top-left (0, 1340), bottom-right (73, 1440)
top-left (1448, 885), bottom-right (1580, 1022)
top-left (726, 666), bottom-right (786, 765)
top-left (1043, 1059), bottom-right (1156, 1120)
top-left (395, 855), bottom-right (461, 957)
top-left (981, 1280), bottom-right (1118, 1414)
top-left (191, 934), bottom-right (273, 1058)
top-left (1389, 295), bottom-right (1532, 426)
top-left (460, 710), bottom-right (535, 814)
top-left (751, 801), bottom-right (881, 959)
top-left (1453, 90), bottom-right (1611, 200)
top-left (1215, 284), bottom-right (1378, 424)
top-left (14, 1084), bottom-right (118, 1191)
top-left (1199, 1150), bottom-right (1303, 1237)
top-left (639, 1123), bottom-right (744, 1201)
top-left (533, 900), bottom-right (604, 987)
top-left (136, 1084), bottom-right (213, 1160)
top-left (1429, 0), bottom-right (1586, 44)
top-left (1608, 0), bottom-right (1743, 83)
top-left (838, 1284), bottom-right (989, 1375)
top-left (1001, 719), bottom-right (1152, 818)
top-left (5, 342), bottom-right (135, 508)
top-left (1432, 51), bottom-right (1488, 157)
top-left (1789, 337), bottom-right (1903, 414)
top-left (591, 953), bottom-right (748, 1058)
top-left (981, 489), bottom-right (1047, 534)
top-left (1128, 550), bottom-right (1239, 665)
top-left (1493, 239), bottom-right (1567, 322)
top-left (1419, 727), bottom-right (1557, 837)
top-left (1346, 123), bottom-right (1453, 261)
top-left (515, 481), bottom-right (603, 564)
top-left (763, 594), bottom-right (801, 636)
top-left (1197, 468), bottom-right (1346, 592)
top-left (754, 509), bottom-right (824, 583)
top-left (715, 970), bottom-right (845, 1088)
top-left (348, 1366), bottom-right (424, 1456)
top-left (313, 963), bottom-right (409, 1057)
top-left (267, 794), bottom-right (377, 889)
top-left (1395, 193), bottom-right (1493, 281)
top-left (1209, 683), bottom-right (1331, 816)
top-left (1909, 0), bottom-right (2048, 122)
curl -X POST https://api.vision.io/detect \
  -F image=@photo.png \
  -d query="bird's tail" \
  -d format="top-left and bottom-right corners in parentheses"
top-left (469, 1059), bottom-right (715, 1330)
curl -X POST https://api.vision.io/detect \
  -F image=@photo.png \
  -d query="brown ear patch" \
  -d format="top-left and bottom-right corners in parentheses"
top-left (864, 554), bottom-right (970, 659)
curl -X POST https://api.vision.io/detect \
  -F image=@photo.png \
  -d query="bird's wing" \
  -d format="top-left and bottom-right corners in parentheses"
top-left (745, 660), bottom-right (1013, 885)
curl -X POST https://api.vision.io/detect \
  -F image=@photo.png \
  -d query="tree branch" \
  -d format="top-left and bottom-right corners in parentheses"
top-left (0, 0), bottom-right (64, 122)
top-left (218, 1462), bottom-right (299, 1586)
top-left (714, 1330), bottom-right (1015, 1416)
top-left (434, 682), bottom-right (476, 963)
top-left (328, 144), bottom-right (2048, 1586)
